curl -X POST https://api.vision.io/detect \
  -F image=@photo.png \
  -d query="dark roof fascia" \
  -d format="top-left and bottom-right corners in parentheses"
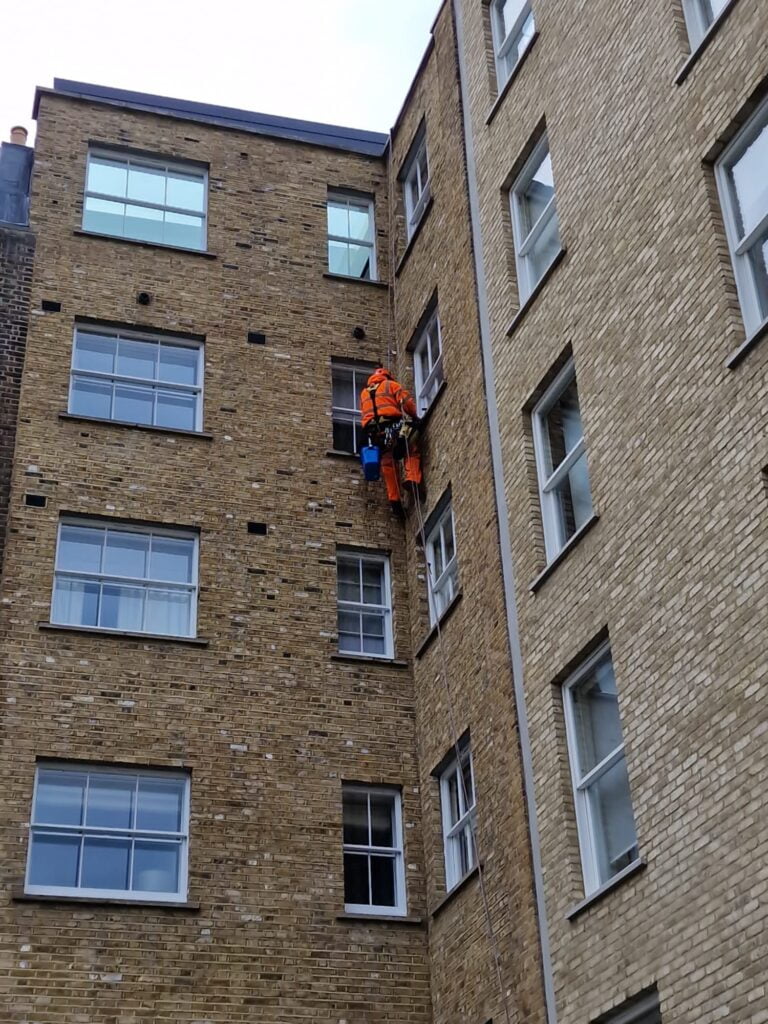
top-left (34, 80), bottom-right (389, 158)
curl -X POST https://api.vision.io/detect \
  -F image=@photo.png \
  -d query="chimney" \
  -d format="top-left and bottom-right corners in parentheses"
top-left (10, 126), bottom-right (28, 146)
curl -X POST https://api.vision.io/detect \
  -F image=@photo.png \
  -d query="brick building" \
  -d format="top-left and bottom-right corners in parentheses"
top-left (1, 1), bottom-right (767, 1022)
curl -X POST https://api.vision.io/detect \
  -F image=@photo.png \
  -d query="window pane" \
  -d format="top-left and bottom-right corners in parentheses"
top-left (145, 589), bottom-right (192, 636)
top-left (81, 836), bottom-right (131, 891)
top-left (361, 564), bottom-right (383, 604)
top-left (332, 369), bottom-right (355, 410)
top-left (137, 778), bottom-right (185, 832)
top-left (370, 855), bottom-right (396, 906)
top-left (156, 390), bottom-right (197, 431)
top-left (166, 172), bottom-right (205, 212)
top-left (588, 756), bottom-right (639, 884)
top-left (337, 561), bottom-right (361, 602)
top-left (35, 770), bottom-right (86, 826)
top-left (164, 211), bottom-right (204, 250)
top-left (361, 626), bottom-right (385, 656)
top-left (86, 774), bottom-right (135, 829)
top-left (159, 345), bottom-right (199, 386)
top-left (113, 385), bottom-right (154, 425)
top-left (87, 158), bottom-right (127, 197)
top-left (125, 204), bottom-right (164, 243)
top-left (446, 769), bottom-right (460, 826)
top-left (104, 531), bottom-right (149, 579)
top-left (57, 526), bottom-right (103, 573)
top-left (461, 754), bottom-right (474, 808)
top-left (117, 338), bottom-right (157, 380)
top-left (70, 378), bottom-right (113, 419)
top-left (500, 0), bottom-right (527, 37)
top-left (83, 197), bottom-right (125, 237)
top-left (52, 578), bottom-right (100, 627)
top-left (545, 378), bottom-right (583, 469)
top-left (348, 204), bottom-right (372, 242)
top-left (521, 152), bottom-right (554, 234)
top-left (554, 451), bottom-right (593, 540)
top-left (729, 119), bottom-right (768, 238)
top-left (329, 239), bottom-right (350, 276)
top-left (338, 610), bottom-right (361, 652)
top-left (333, 421), bottom-right (356, 454)
top-left (343, 790), bottom-right (369, 845)
top-left (127, 164), bottom-right (166, 205)
top-left (571, 655), bottom-right (623, 775)
top-left (529, 209), bottom-right (561, 283)
top-left (132, 841), bottom-right (180, 893)
top-left (343, 852), bottom-right (369, 904)
top-left (327, 201), bottom-right (349, 238)
top-left (99, 583), bottom-right (144, 631)
top-left (370, 795), bottom-right (394, 848)
top-left (150, 537), bottom-right (194, 583)
top-left (348, 243), bottom-right (372, 280)
top-left (74, 333), bottom-right (116, 373)
top-left (747, 232), bottom-right (768, 321)
top-left (28, 833), bottom-right (81, 887)
top-left (431, 536), bottom-right (444, 580)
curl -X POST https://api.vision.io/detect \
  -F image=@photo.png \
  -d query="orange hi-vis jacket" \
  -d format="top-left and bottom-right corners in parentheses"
top-left (360, 368), bottom-right (418, 428)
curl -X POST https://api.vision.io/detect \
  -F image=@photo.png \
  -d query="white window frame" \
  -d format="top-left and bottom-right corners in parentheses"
top-left (342, 784), bottom-right (407, 916)
top-left (25, 762), bottom-right (190, 903)
top-left (326, 190), bottom-right (377, 281)
top-left (425, 500), bottom-right (459, 624)
top-left (402, 131), bottom-right (431, 240)
top-left (83, 149), bottom-right (208, 250)
top-left (682, 0), bottom-right (729, 49)
top-left (412, 308), bottom-right (444, 416)
top-left (336, 550), bottom-right (394, 660)
top-left (331, 360), bottom-right (375, 454)
top-left (562, 642), bottom-right (640, 896)
top-left (509, 135), bottom-right (561, 303)
top-left (69, 325), bottom-right (205, 432)
top-left (491, 0), bottom-right (535, 86)
top-left (439, 741), bottom-right (477, 891)
top-left (532, 358), bottom-right (592, 562)
top-left (51, 518), bottom-right (200, 638)
top-left (714, 97), bottom-right (768, 340)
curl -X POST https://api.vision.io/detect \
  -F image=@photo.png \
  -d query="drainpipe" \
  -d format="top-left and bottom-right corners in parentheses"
top-left (450, 1), bottom-right (558, 1021)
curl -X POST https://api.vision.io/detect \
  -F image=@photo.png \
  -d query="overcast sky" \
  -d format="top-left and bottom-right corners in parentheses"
top-left (1, 0), bottom-right (441, 144)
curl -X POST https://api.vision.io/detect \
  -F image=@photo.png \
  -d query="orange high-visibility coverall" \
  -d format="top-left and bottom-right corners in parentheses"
top-left (360, 367), bottom-right (422, 503)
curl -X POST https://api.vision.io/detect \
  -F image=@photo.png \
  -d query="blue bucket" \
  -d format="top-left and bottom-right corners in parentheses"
top-left (360, 443), bottom-right (381, 481)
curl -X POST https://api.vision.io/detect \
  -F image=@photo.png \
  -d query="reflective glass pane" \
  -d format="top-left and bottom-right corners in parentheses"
top-left (127, 164), bottom-right (166, 205)
top-left (361, 614), bottom-right (384, 644)
top-left (35, 770), bottom-right (86, 826)
top-left (338, 561), bottom-right (361, 602)
top-left (500, 0), bottom-right (527, 37)
top-left (361, 564), bottom-right (383, 604)
top-left (83, 197), bottom-right (125, 237)
top-left (348, 243), bottom-right (372, 280)
top-left (444, 516), bottom-right (455, 565)
top-left (729, 119), bottom-right (768, 239)
top-left (338, 630), bottom-right (362, 654)
top-left (361, 632), bottom-right (385, 656)
top-left (70, 378), bottom-right (113, 419)
top-left (332, 369), bottom-right (355, 410)
top-left (145, 589), bottom-right (192, 636)
top-left (429, 323), bottom-right (441, 364)
top-left (327, 200), bottom-right (349, 238)
top-left (74, 333), bottom-right (116, 373)
top-left (343, 852), bottom-right (369, 904)
top-left (370, 795), bottom-right (394, 848)
top-left (113, 385), bottom-right (154, 425)
top-left (446, 769), bottom-right (460, 826)
top-left (431, 535), bottom-right (444, 580)
top-left (529, 210), bottom-right (562, 285)
top-left (125, 204), bottom-right (163, 243)
top-left (554, 452), bottom-right (593, 541)
top-left (156, 391), bottom-right (197, 431)
top-left (417, 145), bottom-right (429, 185)
top-left (159, 345), bottom-right (199, 386)
top-left (545, 377), bottom-right (583, 469)
top-left (748, 232), bottom-right (768, 321)
top-left (57, 526), bottom-right (103, 573)
top-left (137, 778), bottom-right (185, 832)
top-left (51, 578), bottom-right (100, 627)
top-left (328, 239), bottom-right (350, 276)
top-left (370, 855), bottom-right (396, 906)
top-left (588, 756), bottom-right (638, 884)
top-left (28, 833), bottom-right (80, 887)
top-left (571, 654), bottom-right (623, 775)
top-left (333, 420), bottom-right (356, 454)
top-left (117, 338), bottom-right (157, 380)
top-left (343, 790), bottom-right (369, 845)
top-left (87, 158), bottom-right (127, 198)
top-left (338, 609), bottom-right (361, 652)
top-left (81, 836), bottom-right (131, 891)
top-left (104, 531), bottom-right (149, 579)
top-left (99, 584), bottom-right (144, 631)
top-left (461, 753), bottom-right (474, 808)
top-left (133, 841), bottom-right (180, 893)
top-left (166, 172), bottom-right (205, 212)
top-left (150, 537), bottom-right (194, 583)
top-left (164, 211), bottom-right (205, 250)
top-left (348, 203), bottom-right (373, 242)
top-left (86, 774), bottom-right (135, 829)
top-left (522, 151), bottom-right (554, 234)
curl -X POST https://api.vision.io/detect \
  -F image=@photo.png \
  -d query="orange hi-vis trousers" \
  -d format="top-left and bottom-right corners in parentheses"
top-left (381, 443), bottom-right (422, 502)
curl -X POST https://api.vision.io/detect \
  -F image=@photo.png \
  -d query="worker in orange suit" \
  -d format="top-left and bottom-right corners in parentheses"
top-left (360, 366), bottom-right (423, 518)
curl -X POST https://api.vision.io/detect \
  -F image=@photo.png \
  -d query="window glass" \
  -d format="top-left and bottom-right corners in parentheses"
top-left (327, 193), bottom-right (376, 280)
top-left (342, 787), bottom-right (404, 914)
top-left (729, 121), bottom-right (768, 239)
top-left (336, 553), bottom-right (392, 657)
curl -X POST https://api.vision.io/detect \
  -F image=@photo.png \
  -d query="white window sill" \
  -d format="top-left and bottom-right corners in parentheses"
top-left (340, 908), bottom-right (410, 921)
top-left (395, 194), bottom-right (435, 277)
top-left (505, 247), bottom-right (567, 337)
top-left (430, 863), bottom-right (480, 918)
top-left (331, 652), bottom-right (409, 668)
top-left (566, 858), bottom-right (647, 921)
top-left (529, 513), bottom-right (600, 593)
top-left (13, 887), bottom-right (199, 910)
top-left (485, 31), bottom-right (540, 127)
top-left (675, 0), bottom-right (742, 85)
top-left (726, 316), bottom-right (768, 370)
top-left (73, 229), bottom-right (216, 259)
top-left (39, 622), bottom-right (209, 646)
top-left (322, 272), bottom-right (388, 290)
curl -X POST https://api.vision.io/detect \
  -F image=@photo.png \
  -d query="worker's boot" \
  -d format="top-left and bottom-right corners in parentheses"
top-left (389, 500), bottom-right (406, 520)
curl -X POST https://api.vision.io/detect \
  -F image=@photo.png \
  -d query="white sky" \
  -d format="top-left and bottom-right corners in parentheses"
top-left (1, 0), bottom-right (442, 145)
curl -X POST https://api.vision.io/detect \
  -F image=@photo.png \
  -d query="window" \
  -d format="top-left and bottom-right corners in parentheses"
top-left (342, 785), bottom-right (406, 916)
top-left (412, 308), bottom-right (444, 415)
top-left (595, 991), bottom-right (662, 1024)
top-left (25, 763), bottom-right (189, 902)
top-left (563, 644), bottom-right (639, 895)
top-left (682, 0), bottom-right (730, 48)
top-left (491, 0), bottom-right (535, 86)
top-left (51, 520), bottom-right (199, 638)
top-left (83, 151), bottom-right (206, 250)
top-left (331, 360), bottom-right (374, 454)
top-left (402, 131), bottom-right (431, 239)
top-left (439, 739), bottom-right (477, 890)
top-left (532, 359), bottom-right (593, 562)
top-left (715, 98), bottom-right (768, 340)
top-left (425, 500), bottom-right (459, 622)
top-left (327, 191), bottom-right (376, 280)
top-left (510, 136), bottom-right (562, 302)
top-left (69, 326), bottom-right (203, 432)
top-left (336, 551), bottom-right (393, 659)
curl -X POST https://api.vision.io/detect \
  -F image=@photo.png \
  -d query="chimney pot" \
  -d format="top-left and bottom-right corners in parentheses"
top-left (10, 125), bottom-right (28, 146)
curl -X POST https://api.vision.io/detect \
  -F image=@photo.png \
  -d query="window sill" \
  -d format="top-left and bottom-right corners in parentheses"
top-left (59, 412), bottom-right (213, 440)
top-left (322, 272), bottom-right (389, 290)
top-left (726, 316), bottom-right (768, 370)
top-left (73, 230), bottom-right (217, 259)
top-left (38, 622), bottom-right (210, 646)
top-left (430, 864), bottom-right (480, 919)
top-left (331, 652), bottom-right (409, 668)
top-left (395, 196), bottom-right (435, 278)
top-left (326, 448), bottom-right (360, 461)
top-left (336, 912), bottom-right (424, 926)
top-left (566, 858), bottom-right (647, 921)
top-left (674, 0), bottom-right (741, 85)
top-left (415, 590), bottom-right (463, 660)
top-left (12, 888), bottom-right (200, 910)
top-left (529, 514), bottom-right (600, 593)
top-left (505, 247), bottom-right (567, 337)
top-left (418, 379), bottom-right (448, 427)
top-left (484, 32), bottom-right (540, 127)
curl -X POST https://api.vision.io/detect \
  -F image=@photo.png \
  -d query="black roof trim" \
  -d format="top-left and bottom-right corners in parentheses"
top-left (37, 80), bottom-right (389, 157)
